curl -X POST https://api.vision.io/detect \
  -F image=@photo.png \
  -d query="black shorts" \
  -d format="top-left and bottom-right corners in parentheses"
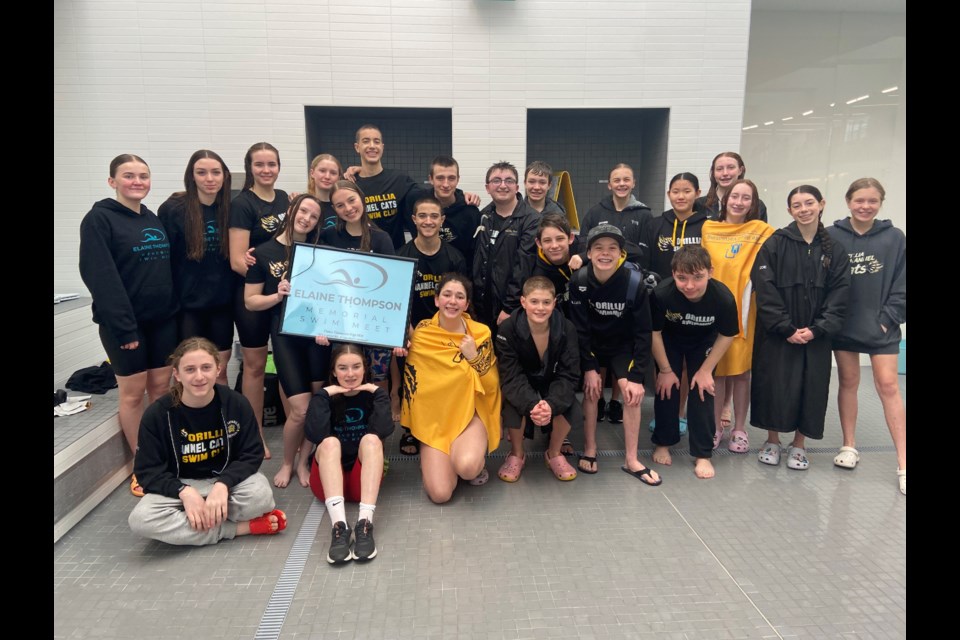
top-left (501, 398), bottom-right (582, 438)
top-left (99, 318), bottom-right (178, 377)
top-left (832, 336), bottom-right (900, 356)
top-left (178, 304), bottom-right (234, 352)
top-left (234, 282), bottom-right (272, 348)
top-left (594, 351), bottom-right (633, 381)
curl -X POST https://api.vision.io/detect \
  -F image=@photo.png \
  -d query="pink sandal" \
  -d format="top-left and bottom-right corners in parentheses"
top-left (728, 430), bottom-right (750, 454)
top-left (497, 454), bottom-right (526, 482)
top-left (545, 453), bottom-right (577, 481)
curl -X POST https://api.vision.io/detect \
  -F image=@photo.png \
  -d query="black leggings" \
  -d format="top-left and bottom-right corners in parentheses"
top-left (271, 318), bottom-right (330, 397)
top-left (234, 282), bottom-right (272, 348)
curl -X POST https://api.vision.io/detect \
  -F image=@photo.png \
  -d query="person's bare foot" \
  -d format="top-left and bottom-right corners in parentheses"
top-left (262, 440), bottom-right (272, 460)
top-left (390, 393), bottom-right (401, 424)
top-left (623, 460), bottom-right (661, 485)
top-left (239, 510), bottom-right (287, 536)
top-left (695, 458), bottom-right (715, 479)
top-left (577, 448), bottom-right (598, 473)
top-left (719, 407), bottom-right (732, 431)
top-left (652, 446), bottom-right (672, 466)
top-left (274, 464), bottom-right (293, 488)
top-left (296, 463), bottom-right (311, 488)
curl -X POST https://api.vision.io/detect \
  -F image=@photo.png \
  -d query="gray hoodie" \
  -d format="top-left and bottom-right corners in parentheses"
top-left (826, 218), bottom-right (905, 351)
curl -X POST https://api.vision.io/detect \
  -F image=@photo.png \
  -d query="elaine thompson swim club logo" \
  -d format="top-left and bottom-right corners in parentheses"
top-left (314, 258), bottom-right (389, 292)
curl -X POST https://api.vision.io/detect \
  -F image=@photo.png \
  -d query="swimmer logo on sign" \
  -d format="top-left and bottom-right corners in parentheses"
top-left (280, 244), bottom-right (418, 349)
top-left (314, 259), bottom-right (389, 292)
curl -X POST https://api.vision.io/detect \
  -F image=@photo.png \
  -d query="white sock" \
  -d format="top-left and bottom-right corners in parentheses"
top-left (358, 502), bottom-right (376, 523)
top-left (325, 496), bottom-right (346, 526)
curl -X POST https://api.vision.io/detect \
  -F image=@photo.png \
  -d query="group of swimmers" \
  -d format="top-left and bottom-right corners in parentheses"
top-left (77, 127), bottom-right (906, 564)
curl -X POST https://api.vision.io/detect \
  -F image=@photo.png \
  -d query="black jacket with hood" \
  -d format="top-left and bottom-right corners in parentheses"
top-left (494, 307), bottom-right (580, 418)
top-left (752, 222), bottom-right (850, 340)
top-left (472, 194), bottom-right (540, 326)
top-left (825, 217), bottom-right (906, 350)
top-left (79, 198), bottom-right (178, 344)
top-left (568, 257), bottom-right (652, 384)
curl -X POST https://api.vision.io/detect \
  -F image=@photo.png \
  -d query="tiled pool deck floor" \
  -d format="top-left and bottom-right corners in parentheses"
top-left (54, 371), bottom-right (906, 639)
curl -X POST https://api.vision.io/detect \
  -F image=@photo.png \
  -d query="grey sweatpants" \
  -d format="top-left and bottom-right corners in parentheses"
top-left (128, 473), bottom-right (276, 546)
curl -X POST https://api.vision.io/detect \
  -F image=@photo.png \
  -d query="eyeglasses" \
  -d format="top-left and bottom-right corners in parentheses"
top-left (487, 178), bottom-right (517, 186)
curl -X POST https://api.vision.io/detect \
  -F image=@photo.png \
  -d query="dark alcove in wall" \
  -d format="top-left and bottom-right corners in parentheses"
top-left (526, 108), bottom-right (670, 226)
top-left (304, 106), bottom-right (453, 185)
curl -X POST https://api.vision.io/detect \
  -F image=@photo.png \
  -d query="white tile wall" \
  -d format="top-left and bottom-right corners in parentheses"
top-left (54, 0), bottom-right (752, 293)
top-left (54, 304), bottom-right (108, 388)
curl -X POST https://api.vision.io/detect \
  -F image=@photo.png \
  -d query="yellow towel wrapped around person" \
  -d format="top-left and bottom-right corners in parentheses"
top-left (701, 219), bottom-right (774, 377)
top-left (401, 313), bottom-right (502, 454)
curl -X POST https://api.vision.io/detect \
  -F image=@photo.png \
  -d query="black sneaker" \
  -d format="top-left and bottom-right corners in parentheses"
top-left (353, 519), bottom-right (377, 561)
top-left (327, 521), bottom-right (352, 564)
top-left (607, 400), bottom-right (623, 424)
top-left (597, 397), bottom-right (606, 423)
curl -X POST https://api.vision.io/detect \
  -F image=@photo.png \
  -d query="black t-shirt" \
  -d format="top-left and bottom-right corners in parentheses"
top-left (651, 277), bottom-right (739, 346)
top-left (171, 395), bottom-right (228, 479)
top-left (245, 239), bottom-right (289, 315)
top-left (319, 200), bottom-right (338, 232)
top-left (355, 169), bottom-right (417, 249)
top-left (397, 240), bottom-right (468, 325)
top-left (229, 190), bottom-right (290, 248)
top-left (409, 186), bottom-right (481, 270)
top-left (319, 227), bottom-right (395, 255)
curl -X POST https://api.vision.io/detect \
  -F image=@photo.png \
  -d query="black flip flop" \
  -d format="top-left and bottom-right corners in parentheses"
top-left (577, 454), bottom-right (598, 474)
top-left (560, 438), bottom-right (575, 457)
top-left (398, 429), bottom-right (420, 456)
top-left (621, 465), bottom-right (662, 486)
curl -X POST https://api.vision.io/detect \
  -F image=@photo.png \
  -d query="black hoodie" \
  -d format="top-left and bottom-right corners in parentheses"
top-left (826, 218), bottom-right (906, 350)
top-left (643, 203), bottom-right (712, 280)
top-left (505, 248), bottom-right (574, 318)
top-left (157, 196), bottom-right (234, 310)
top-left (133, 384), bottom-right (265, 499)
top-left (579, 195), bottom-right (654, 256)
top-left (79, 198), bottom-right (177, 344)
top-left (568, 258), bottom-right (652, 383)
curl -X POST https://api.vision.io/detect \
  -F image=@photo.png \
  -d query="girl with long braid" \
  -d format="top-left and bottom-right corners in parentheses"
top-left (750, 186), bottom-right (850, 470)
